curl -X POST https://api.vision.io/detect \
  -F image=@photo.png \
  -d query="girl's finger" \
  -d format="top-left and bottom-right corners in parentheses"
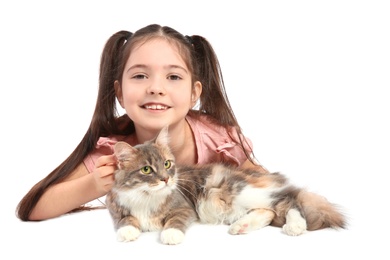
top-left (96, 154), bottom-right (117, 168)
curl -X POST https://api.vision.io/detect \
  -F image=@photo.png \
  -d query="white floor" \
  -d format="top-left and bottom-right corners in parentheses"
top-left (4, 199), bottom-right (385, 259)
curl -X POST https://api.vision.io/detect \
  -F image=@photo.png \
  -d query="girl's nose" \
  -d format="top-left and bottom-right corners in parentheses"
top-left (147, 79), bottom-right (166, 95)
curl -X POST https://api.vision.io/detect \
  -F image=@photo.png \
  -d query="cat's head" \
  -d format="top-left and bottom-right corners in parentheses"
top-left (113, 126), bottom-right (176, 193)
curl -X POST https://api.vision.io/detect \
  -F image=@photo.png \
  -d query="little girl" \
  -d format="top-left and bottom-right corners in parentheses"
top-left (16, 24), bottom-right (268, 221)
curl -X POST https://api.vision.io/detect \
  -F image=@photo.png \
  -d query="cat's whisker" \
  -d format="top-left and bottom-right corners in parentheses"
top-left (175, 176), bottom-right (204, 187)
top-left (175, 184), bottom-right (198, 201)
top-left (174, 186), bottom-right (203, 216)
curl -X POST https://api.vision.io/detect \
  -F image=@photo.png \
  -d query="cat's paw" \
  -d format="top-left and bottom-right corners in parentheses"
top-left (228, 222), bottom-right (250, 235)
top-left (116, 225), bottom-right (141, 242)
top-left (228, 209), bottom-right (274, 235)
top-left (160, 228), bottom-right (185, 245)
top-left (282, 221), bottom-right (307, 236)
top-left (282, 209), bottom-right (307, 236)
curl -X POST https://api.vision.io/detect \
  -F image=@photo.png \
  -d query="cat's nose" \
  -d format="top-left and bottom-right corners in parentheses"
top-left (161, 177), bottom-right (169, 184)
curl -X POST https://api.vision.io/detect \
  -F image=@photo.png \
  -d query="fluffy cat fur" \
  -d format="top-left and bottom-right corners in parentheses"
top-left (105, 127), bottom-right (346, 245)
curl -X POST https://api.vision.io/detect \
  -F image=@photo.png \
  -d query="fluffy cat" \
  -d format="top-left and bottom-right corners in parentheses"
top-left (105, 127), bottom-right (346, 245)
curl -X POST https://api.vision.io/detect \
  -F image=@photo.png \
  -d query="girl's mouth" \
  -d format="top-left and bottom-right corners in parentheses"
top-left (143, 104), bottom-right (169, 110)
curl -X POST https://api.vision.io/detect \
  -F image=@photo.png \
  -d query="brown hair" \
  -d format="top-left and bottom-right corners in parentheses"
top-left (16, 24), bottom-right (255, 221)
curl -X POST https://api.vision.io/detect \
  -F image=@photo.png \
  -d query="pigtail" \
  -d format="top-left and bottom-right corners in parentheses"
top-left (191, 35), bottom-right (237, 126)
top-left (93, 30), bottom-right (133, 138)
top-left (191, 35), bottom-right (259, 166)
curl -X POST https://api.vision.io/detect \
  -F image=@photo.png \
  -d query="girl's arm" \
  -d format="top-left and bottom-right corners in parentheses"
top-left (29, 155), bottom-right (116, 221)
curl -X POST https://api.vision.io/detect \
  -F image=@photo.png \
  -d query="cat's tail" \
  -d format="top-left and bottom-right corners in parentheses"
top-left (271, 187), bottom-right (347, 231)
top-left (297, 190), bottom-right (347, 230)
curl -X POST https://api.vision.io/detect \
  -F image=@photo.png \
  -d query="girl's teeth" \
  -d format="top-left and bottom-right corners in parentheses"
top-left (146, 105), bottom-right (166, 110)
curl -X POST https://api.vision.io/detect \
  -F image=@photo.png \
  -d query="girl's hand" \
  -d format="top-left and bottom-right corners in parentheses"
top-left (92, 154), bottom-right (117, 195)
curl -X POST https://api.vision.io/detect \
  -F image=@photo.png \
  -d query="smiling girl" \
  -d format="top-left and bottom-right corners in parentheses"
top-left (16, 24), bottom-right (268, 221)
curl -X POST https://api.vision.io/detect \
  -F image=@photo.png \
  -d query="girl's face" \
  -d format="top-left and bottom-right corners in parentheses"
top-left (115, 38), bottom-right (201, 133)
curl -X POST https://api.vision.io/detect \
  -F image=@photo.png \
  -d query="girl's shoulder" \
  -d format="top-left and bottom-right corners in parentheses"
top-left (186, 113), bottom-right (253, 165)
top-left (186, 112), bottom-right (240, 139)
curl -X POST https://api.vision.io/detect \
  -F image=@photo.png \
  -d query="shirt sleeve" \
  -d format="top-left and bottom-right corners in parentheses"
top-left (187, 115), bottom-right (253, 166)
top-left (83, 137), bottom-right (119, 173)
top-left (215, 126), bottom-right (253, 165)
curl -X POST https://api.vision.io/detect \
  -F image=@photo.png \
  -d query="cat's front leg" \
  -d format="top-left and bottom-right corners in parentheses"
top-left (116, 216), bottom-right (142, 242)
top-left (160, 207), bottom-right (197, 245)
top-left (117, 225), bottom-right (141, 242)
top-left (228, 208), bottom-right (275, 235)
top-left (160, 228), bottom-right (185, 245)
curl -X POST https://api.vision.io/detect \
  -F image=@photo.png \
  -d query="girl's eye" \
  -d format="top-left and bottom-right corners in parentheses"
top-left (168, 75), bottom-right (181, 81)
top-left (164, 160), bottom-right (171, 169)
top-left (132, 74), bottom-right (147, 80)
top-left (141, 166), bottom-right (152, 174)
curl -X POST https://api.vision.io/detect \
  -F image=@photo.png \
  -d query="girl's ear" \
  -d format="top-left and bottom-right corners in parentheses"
top-left (191, 81), bottom-right (202, 107)
top-left (114, 80), bottom-right (124, 108)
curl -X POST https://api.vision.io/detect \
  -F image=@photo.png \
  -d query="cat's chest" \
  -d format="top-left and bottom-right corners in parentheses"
top-left (131, 208), bottom-right (163, 231)
top-left (116, 189), bottom-right (171, 231)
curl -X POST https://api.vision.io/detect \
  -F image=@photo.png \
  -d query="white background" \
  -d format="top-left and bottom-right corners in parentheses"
top-left (1, 0), bottom-right (389, 259)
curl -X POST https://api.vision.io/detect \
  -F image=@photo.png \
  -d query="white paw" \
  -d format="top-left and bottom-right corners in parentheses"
top-left (283, 209), bottom-right (307, 236)
top-left (282, 221), bottom-right (307, 236)
top-left (116, 225), bottom-right (141, 242)
top-left (160, 228), bottom-right (185, 245)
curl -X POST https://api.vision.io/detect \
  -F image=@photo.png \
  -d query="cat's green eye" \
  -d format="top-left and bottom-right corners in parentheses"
top-left (164, 160), bottom-right (171, 169)
top-left (141, 166), bottom-right (152, 174)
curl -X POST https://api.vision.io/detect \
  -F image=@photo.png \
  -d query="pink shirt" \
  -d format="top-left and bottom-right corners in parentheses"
top-left (83, 114), bottom-right (253, 172)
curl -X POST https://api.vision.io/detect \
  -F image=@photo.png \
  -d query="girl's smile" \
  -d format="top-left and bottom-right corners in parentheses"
top-left (142, 103), bottom-right (170, 111)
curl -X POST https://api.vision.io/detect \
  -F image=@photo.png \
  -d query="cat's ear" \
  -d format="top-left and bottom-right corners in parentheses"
top-left (155, 126), bottom-right (170, 146)
top-left (114, 141), bottom-right (137, 169)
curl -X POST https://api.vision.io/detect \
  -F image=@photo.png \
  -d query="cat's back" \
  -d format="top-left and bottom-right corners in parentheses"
top-left (175, 163), bottom-right (281, 224)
